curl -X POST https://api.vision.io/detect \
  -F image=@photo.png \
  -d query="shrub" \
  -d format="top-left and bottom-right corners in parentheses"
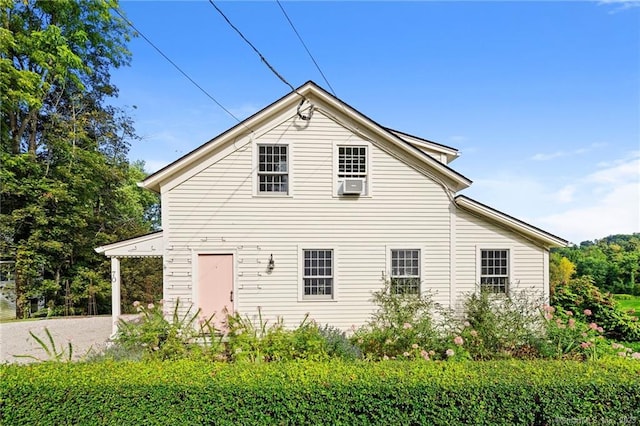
top-left (460, 290), bottom-right (545, 360)
top-left (110, 299), bottom-right (222, 361)
top-left (2, 359), bottom-right (639, 425)
top-left (351, 282), bottom-right (442, 359)
top-left (225, 311), bottom-right (329, 362)
top-left (553, 277), bottom-right (640, 342)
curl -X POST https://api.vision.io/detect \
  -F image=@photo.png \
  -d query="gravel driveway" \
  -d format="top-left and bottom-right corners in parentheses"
top-left (0, 316), bottom-right (114, 364)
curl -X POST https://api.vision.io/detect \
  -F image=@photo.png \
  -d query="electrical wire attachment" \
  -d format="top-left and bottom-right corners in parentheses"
top-left (297, 98), bottom-right (314, 121)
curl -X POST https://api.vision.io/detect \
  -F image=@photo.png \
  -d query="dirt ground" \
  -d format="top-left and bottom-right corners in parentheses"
top-left (0, 316), bottom-right (114, 364)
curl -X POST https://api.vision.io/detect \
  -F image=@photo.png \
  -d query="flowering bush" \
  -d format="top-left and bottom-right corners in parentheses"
top-left (351, 282), bottom-right (442, 360)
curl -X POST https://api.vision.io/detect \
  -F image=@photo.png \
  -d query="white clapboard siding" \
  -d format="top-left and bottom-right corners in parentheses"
top-left (163, 109), bottom-right (453, 329)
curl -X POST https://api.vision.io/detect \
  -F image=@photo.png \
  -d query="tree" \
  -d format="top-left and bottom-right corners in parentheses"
top-left (0, 0), bottom-right (157, 317)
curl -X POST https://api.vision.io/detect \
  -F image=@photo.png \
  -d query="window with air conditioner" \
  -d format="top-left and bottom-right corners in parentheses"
top-left (337, 145), bottom-right (367, 196)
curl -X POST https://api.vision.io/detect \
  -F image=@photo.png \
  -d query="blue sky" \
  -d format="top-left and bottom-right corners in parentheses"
top-left (111, 1), bottom-right (639, 245)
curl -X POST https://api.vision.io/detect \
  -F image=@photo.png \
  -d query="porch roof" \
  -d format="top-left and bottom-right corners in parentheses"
top-left (94, 231), bottom-right (163, 258)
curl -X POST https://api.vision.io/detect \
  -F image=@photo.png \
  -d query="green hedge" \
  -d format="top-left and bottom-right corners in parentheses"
top-left (1, 360), bottom-right (639, 425)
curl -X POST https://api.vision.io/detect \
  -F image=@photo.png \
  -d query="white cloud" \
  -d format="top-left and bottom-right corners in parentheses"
top-left (552, 185), bottom-right (577, 204)
top-left (536, 151), bottom-right (640, 243)
top-left (599, 0), bottom-right (640, 13)
top-left (530, 142), bottom-right (607, 161)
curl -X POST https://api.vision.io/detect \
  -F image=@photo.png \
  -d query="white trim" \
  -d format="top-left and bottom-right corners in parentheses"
top-left (297, 245), bottom-right (338, 302)
top-left (95, 232), bottom-right (163, 257)
top-left (191, 250), bottom-right (237, 316)
top-left (543, 250), bottom-right (550, 303)
top-left (449, 202), bottom-right (457, 307)
top-left (475, 245), bottom-right (514, 294)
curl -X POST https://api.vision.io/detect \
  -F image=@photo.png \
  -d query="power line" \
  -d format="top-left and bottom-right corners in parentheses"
top-left (110, 6), bottom-right (248, 128)
top-left (207, 0), bottom-right (303, 99)
top-left (275, 0), bottom-right (337, 98)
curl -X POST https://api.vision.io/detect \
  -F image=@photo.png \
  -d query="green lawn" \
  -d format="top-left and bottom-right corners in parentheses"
top-left (614, 294), bottom-right (640, 316)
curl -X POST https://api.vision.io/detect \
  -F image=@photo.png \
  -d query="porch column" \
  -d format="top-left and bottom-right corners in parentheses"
top-left (111, 257), bottom-right (121, 337)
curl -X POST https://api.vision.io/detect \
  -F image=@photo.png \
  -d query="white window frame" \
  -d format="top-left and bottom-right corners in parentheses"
top-left (298, 247), bottom-right (337, 301)
top-left (253, 141), bottom-right (292, 197)
top-left (476, 246), bottom-right (512, 294)
top-left (388, 248), bottom-right (421, 295)
top-left (333, 142), bottom-right (371, 197)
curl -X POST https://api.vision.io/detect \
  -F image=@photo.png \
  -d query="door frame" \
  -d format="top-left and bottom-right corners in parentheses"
top-left (191, 250), bottom-right (237, 318)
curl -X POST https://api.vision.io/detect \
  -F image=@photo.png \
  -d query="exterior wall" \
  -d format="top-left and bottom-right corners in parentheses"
top-left (454, 207), bottom-right (548, 310)
top-left (162, 106), bottom-right (453, 330)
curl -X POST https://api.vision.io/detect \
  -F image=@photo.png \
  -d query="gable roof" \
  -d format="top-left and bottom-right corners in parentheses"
top-left (141, 81), bottom-right (472, 193)
top-left (455, 195), bottom-right (568, 248)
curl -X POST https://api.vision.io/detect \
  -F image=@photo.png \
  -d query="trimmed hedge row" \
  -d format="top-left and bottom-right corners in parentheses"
top-left (1, 359), bottom-right (639, 425)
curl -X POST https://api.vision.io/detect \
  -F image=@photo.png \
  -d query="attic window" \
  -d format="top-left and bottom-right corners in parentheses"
top-left (337, 145), bottom-right (368, 195)
top-left (258, 145), bottom-right (288, 194)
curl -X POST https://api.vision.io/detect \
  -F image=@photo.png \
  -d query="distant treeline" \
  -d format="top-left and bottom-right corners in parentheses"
top-left (551, 233), bottom-right (640, 295)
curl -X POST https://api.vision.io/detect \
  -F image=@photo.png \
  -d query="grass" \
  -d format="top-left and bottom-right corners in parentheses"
top-left (614, 294), bottom-right (640, 316)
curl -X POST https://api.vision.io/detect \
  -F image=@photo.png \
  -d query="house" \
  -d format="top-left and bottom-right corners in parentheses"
top-left (96, 81), bottom-right (567, 335)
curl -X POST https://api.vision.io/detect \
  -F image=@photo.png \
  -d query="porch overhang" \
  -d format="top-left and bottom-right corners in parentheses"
top-left (95, 231), bottom-right (164, 336)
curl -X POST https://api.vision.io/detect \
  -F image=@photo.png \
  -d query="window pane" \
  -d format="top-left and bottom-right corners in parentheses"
top-left (480, 249), bottom-right (509, 293)
top-left (390, 249), bottom-right (420, 295)
top-left (303, 249), bottom-right (333, 297)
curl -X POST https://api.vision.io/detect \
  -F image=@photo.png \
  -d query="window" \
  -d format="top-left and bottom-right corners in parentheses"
top-left (338, 146), bottom-right (367, 178)
top-left (337, 145), bottom-right (367, 195)
top-left (480, 249), bottom-right (509, 293)
top-left (258, 144), bottom-right (288, 194)
top-left (390, 249), bottom-right (420, 295)
top-left (303, 249), bottom-right (333, 298)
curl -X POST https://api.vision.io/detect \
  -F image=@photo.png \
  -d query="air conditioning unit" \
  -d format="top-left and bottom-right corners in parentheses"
top-left (342, 178), bottom-right (364, 195)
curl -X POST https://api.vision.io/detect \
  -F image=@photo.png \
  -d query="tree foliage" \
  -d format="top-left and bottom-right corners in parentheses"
top-left (551, 234), bottom-right (640, 295)
top-left (1, 0), bottom-right (159, 317)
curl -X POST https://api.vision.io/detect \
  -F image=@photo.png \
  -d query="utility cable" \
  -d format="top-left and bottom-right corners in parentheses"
top-left (207, 0), bottom-right (304, 100)
top-left (111, 6), bottom-right (250, 130)
top-left (275, 0), bottom-right (337, 98)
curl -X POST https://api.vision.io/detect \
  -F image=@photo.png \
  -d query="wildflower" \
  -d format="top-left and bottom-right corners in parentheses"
top-left (566, 311), bottom-right (573, 316)
top-left (555, 318), bottom-right (563, 325)
top-left (583, 309), bottom-right (592, 316)
top-left (383, 355), bottom-right (389, 361)
top-left (133, 301), bottom-right (141, 307)
top-left (446, 349), bottom-right (455, 357)
top-left (632, 352), bottom-right (640, 360)
top-left (463, 321), bottom-right (471, 328)
top-left (148, 303), bottom-right (155, 310)
top-left (470, 330), bottom-right (478, 337)
top-left (612, 343), bottom-right (624, 350)
top-left (403, 352), bottom-right (410, 357)
top-left (543, 305), bottom-right (555, 313)
top-left (453, 336), bottom-right (464, 346)
top-left (588, 322), bottom-right (598, 330)
top-left (596, 327), bottom-right (604, 333)
top-left (580, 342), bottom-right (592, 349)
top-left (403, 323), bottom-right (412, 330)
top-left (568, 318), bottom-right (576, 328)
top-left (544, 313), bottom-right (553, 320)
top-left (618, 352), bottom-right (627, 357)
top-left (411, 343), bottom-right (419, 349)
top-left (429, 350), bottom-right (436, 356)
top-left (581, 332), bottom-right (588, 338)
top-left (420, 350), bottom-right (429, 360)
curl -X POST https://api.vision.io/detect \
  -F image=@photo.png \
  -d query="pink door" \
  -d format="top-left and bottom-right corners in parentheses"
top-left (198, 254), bottom-right (233, 329)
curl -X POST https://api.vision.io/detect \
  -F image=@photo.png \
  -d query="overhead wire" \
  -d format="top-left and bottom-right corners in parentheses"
top-left (110, 6), bottom-right (251, 131)
top-left (275, 0), bottom-right (337, 98)
top-left (206, 0), bottom-right (306, 101)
